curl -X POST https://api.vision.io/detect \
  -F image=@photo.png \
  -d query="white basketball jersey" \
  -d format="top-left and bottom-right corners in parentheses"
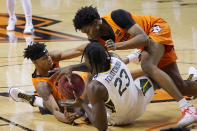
top-left (92, 57), bottom-right (154, 125)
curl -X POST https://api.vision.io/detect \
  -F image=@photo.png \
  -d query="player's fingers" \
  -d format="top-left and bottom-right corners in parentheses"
top-left (61, 103), bottom-right (74, 107)
top-left (106, 43), bottom-right (114, 49)
top-left (60, 100), bottom-right (75, 107)
top-left (60, 99), bottom-right (73, 104)
top-left (73, 91), bottom-right (78, 99)
top-left (54, 72), bottom-right (65, 84)
top-left (67, 74), bottom-right (72, 85)
top-left (48, 67), bottom-right (59, 73)
top-left (60, 102), bottom-right (70, 107)
top-left (106, 39), bottom-right (113, 43)
top-left (49, 71), bottom-right (58, 80)
top-left (69, 113), bottom-right (78, 120)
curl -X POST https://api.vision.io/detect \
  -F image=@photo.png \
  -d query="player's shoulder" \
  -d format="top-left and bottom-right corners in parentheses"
top-left (109, 52), bottom-right (122, 60)
top-left (87, 80), bottom-right (108, 99)
top-left (36, 81), bottom-right (50, 88)
top-left (112, 9), bottom-right (128, 14)
top-left (88, 80), bottom-right (105, 92)
top-left (111, 9), bottom-right (130, 17)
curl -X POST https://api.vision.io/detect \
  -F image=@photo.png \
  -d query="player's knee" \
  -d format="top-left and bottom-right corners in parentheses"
top-left (176, 80), bottom-right (189, 93)
top-left (141, 63), bottom-right (156, 76)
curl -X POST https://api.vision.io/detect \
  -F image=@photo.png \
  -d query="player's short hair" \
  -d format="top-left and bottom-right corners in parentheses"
top-left (81, 42), bottom-right (111, 75)
top-left (73, 5), bottom-right (100, 31)
top-left (24, 42), bottom-right (48, 60)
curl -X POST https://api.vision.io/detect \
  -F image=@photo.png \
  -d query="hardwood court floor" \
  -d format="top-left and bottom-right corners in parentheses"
top-left (0, 0), bottom-right (197, 130)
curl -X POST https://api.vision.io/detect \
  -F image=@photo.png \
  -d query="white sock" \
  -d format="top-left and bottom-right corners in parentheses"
top-left (20, 0), bottom-right (32, 25)
top-left (178, 98), bottom-right (191, 111)
top-left (7, 0), bottom-right (16, 18)
top-left (33, 96), bottom-right (44, 108)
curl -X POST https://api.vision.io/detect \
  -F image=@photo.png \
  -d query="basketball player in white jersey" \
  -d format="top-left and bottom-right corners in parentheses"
top-left (56, 42), bottom-right (154, 130)
top-left (55, 42), bottom-right (197, 130)
top-left (6, 0), bottom-right (34, 34)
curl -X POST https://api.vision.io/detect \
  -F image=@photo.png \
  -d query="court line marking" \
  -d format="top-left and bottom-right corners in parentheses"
top-left (145, 121), bottom-right (177, 131)
top-left (0, 124), bottom-right (9, 126)
top-left (0, 116), bottom-right (34, 131)
top-left (0, 84), bottom-right (33, 88)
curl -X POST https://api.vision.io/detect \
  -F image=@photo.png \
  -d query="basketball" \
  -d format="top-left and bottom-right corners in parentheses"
top-left (58, 73), bottom-right (85, 99)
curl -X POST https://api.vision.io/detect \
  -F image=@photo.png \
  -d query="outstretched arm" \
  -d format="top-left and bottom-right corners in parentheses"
top-left (50, 62), bottom-right (90, 84)
top-left (106, 24), bottom-right (151, 50)
top-left (115, 24), bottom-right (150, 49)
top-left (49, 43), bottom-right (88, 61)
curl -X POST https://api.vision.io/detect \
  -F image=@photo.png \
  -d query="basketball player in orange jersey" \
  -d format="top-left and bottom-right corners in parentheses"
top-left (53, 6), bottom-right (197, 127)
top-left (9, 42), bottom-right (86, 124)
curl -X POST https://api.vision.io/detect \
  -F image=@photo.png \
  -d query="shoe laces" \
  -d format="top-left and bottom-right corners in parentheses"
top-left (182, 107), bottom-right (194, 115)
top-left (177, 106), bottom-right (196, 122)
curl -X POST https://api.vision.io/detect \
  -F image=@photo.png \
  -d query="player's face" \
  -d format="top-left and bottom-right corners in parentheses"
top-left (81, 21), bottom-right (101, 41)
top-left (84, 55), bottom-right (98, 74)
top-left (34, 53), bottom-right (53, 70)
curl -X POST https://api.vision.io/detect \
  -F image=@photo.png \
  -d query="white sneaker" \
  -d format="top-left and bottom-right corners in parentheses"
top-left (188, 66), bottom-right (197, 81)
top-left (6, 17), bottom-right (17, 31)
top-left (9, 87), bottom-right (31, 102)
top-left (177, 105), bottom-right (197, 127)
top-left (23, 23), bottom-right (34, 34)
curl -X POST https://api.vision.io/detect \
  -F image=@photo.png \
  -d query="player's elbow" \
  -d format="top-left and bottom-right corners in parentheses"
top-left (96, 125), bottom-right (107, 131)
top-left (139, 33), bottom-right (149, 47)
top-left (36, 82), bottom-right (52, 101)
top-left (93, 121), bottom-right (108, 131)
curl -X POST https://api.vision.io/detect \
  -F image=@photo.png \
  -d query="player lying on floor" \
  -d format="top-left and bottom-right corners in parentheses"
top-left (52, 42), bottom-right (197, 131)
top-left (9, 42), bottom-right (87, 124)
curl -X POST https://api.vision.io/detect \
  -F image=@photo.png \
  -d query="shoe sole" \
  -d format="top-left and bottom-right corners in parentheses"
top-left (23, 29), bottom-right (34, 34)
top-left (9, 87), bottom-right (18, 102)
top-left (9, 87), bottom-right (25, 102)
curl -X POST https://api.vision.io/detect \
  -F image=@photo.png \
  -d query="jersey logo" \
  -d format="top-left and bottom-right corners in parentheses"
top-left (140, 79), bottom-right (152, 96)
top-left (152, 25), bottom-right (162, 33)
top-left (105, 99), bottom-right (116, 113)
top-left (0, 13), bottom-right (86, 43)
top-left (115, 29), bottom-right (122, 37)
top-left (115, 29), bottom-right (131, 42)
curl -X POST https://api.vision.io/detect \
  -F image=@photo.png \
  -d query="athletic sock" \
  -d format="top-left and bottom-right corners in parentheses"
top-left (33, 96), bottom-right (44, 108)
top-left (20, 0), bottom-right (32, 24)
top-left (7, 0), bottom-right (16, 18)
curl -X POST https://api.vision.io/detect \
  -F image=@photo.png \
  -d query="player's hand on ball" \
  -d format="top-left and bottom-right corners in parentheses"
top-left (64, 108), bottom-right (80, 122)
top-left (49, 67), bottom-right (72, 85)
top-left (106, 39), bottom-right (116, 51)
top-left (60, 91), bottom-right (83, 108)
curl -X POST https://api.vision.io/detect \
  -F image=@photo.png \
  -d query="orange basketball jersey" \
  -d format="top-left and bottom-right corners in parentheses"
top-left (99, 12), bottom-right (177, 68)
top-left (32, 60), bottom-right (68, 100)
